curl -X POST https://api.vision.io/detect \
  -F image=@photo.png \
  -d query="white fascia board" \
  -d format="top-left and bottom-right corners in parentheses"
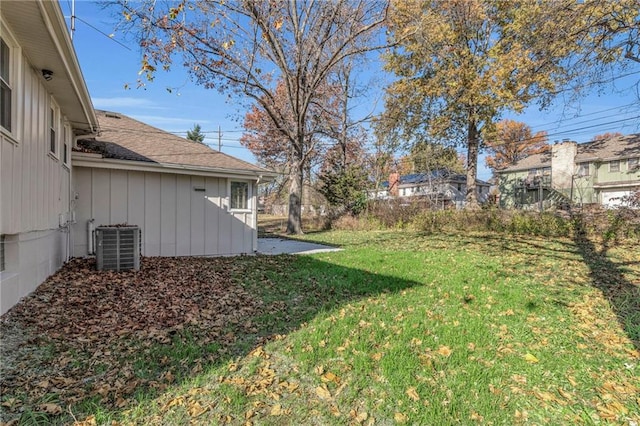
top-left (72, 155), bottom-right (278, 181)
top-left (38, 1), bottom-right (98, 133)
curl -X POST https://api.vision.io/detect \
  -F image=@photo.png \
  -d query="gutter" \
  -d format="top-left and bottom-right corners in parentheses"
top-left (72, 154), bottom-right (279, 181)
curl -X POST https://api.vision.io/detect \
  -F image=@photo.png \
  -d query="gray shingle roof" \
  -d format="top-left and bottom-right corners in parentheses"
top-left (76, 110), bottom-right (272, 175)
top-left (498, 133), bottom-right (640, 173)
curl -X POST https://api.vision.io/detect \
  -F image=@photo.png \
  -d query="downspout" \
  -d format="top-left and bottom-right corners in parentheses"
top-left (87, 219), bottom-right (95, 255)
top-left (253, 175), bottom-right (263, 253)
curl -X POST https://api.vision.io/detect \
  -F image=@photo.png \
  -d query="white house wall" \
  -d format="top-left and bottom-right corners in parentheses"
top-left (0, 36), bottom-right (73, 315)
top-left (72, 167), bottom-right (257, 257)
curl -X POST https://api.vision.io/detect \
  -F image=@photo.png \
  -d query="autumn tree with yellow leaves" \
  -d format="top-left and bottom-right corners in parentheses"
top-left (380, 0), bottom-right (640, 207)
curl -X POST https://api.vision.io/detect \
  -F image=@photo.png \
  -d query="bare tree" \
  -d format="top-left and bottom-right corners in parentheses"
top-left (114, 0), bottom-right (389, 233)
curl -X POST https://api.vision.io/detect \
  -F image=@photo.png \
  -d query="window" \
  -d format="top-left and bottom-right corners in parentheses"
top-left (609, 160), bottom-right (620, 173)
top-left (62, 125), bottom-right (69, 164)
top-left (62, 122), bottom-right (71, 165)
top-left (577, 163), bottom-right (590, 177)
top-left (629, 157), bottom-right (638, 171)
top-left (49, 107), bottom-right (57, 154)
top-left (0, 37), bottom-right (11, 132)
top-left (0, 235), bottom-right (5, 272)
top-left (230, 181), bottom-right (249, 210)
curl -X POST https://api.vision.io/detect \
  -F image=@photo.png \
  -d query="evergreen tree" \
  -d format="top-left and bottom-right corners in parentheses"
top-left (187, 124), bottom-right (205, 144)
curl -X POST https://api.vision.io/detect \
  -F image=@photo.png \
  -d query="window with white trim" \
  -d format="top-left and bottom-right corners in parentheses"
top-left (230, 181), bottom-right (249, 210)
top-left (0, 37), bottom-right (11, 132)
top-left (609, 160), bottom-right (620, 173)
top-left (628, 157), bottom-right (638, 171)
top-left (62, 124), bottom-right (69, 164)
top-left (0, 235), bottom-right (5, 272)
top-left (49, 106), bottom-right (57, 155)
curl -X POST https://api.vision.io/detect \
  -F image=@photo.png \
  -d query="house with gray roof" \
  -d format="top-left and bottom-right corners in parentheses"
top-left (370, 170), bottom-right (490, 208)
top-left (496, 134), bottom-right (640, 209)
top-left (72, 110), bottom-right (277, 258)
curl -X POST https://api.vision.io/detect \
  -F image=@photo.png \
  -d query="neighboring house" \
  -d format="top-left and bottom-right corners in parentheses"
top-left (0, 1), bottom-right (276, 315)
top-left (72, 110), bottom-right (276, 258)
top-left (370, 171), bottom-right (491, 208)
top-left (497, 135), bottom-right (640, 209)
top-left (1, 1), bottom-right (99, 314)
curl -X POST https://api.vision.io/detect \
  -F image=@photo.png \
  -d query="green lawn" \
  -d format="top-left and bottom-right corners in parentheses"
top-left (1, 230), bottom-right (638, 425)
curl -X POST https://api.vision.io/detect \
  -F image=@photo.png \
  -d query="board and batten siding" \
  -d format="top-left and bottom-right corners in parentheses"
top-left (72, 167), bottom-right (257, 257)
top-left (0, 40), bottom-right (74, 314)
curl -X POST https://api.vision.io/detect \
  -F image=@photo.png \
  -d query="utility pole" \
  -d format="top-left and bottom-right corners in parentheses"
top-left (218, 125), bottom-right (222, 152)
top-left (70, 0), bottom-right (76, 40)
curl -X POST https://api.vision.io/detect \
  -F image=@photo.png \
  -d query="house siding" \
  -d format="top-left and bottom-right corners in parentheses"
top-left (72, 167), bottom-right (257, 258)
top-left (0, 24), bottom-right (74, 315)
top-left (498, 137), bottom-right (640, 209)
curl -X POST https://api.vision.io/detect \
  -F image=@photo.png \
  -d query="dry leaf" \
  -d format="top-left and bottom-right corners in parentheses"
top-left (38, 403), bottom-right (63, 415)
top-left (73, 415), bottom-right (97, 426)
top-left (321, 372), bottom-right (341, 384)
top-left (315, 385), bottom-right (332, 400)
top-left (406, 387), bottom-right (420, 401)
top-left (330, 404), bottom-right (341, 417)
top-left (394, 412), bottom-right (408, 423)
top-left (470, 411), bottom-right (483, 421)
top-left (350, 409), bottom-right (368, 423)
top-left (187, 401), bottom-right (208, 417)
top-left (437, 345), bottom-right (452, 357)
top-left (270, 404), bottom-right (283, 416)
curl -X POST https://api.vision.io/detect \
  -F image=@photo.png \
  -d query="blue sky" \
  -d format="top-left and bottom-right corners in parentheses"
top-left (66, 1), bottom-right (639, 181)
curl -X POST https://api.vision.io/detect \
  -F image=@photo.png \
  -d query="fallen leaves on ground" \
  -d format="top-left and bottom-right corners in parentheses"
top-left (0, 257), bottom-right (263, 421)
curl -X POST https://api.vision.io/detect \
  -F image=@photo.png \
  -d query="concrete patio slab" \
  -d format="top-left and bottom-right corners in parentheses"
top-left (257, 238), bottom-right (342, 255)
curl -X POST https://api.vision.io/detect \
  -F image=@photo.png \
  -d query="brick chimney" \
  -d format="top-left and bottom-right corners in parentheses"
top-left (389, 173), bottom-right (400, 197)
top-left (551, 140), bottom-right (577, 190)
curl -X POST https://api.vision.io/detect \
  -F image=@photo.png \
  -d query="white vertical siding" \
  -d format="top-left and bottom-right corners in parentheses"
top-left (0, 43), bottom-right (74, 315)
top-left (175, 175), bottom-right (191, 255)
top-left (190, 176), bottom-right (205, 255)
top-left (144, 173), bottom-right (161, 256)
top-left (72, 167), bottom-right (257, 258)
top-left (160, 174), bottom-right (177, 256)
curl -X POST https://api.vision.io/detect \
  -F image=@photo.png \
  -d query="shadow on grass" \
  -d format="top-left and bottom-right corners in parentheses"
top-left (572, 218), bottom-right (640, 351)
top-left (430, 229), bottom-right (639, 348)
top-left (0, 254), bottom-right (419, 425)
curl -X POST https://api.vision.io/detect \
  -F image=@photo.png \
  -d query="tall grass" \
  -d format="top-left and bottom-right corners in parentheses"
top-left (332, 201), bottom-right (640, 241)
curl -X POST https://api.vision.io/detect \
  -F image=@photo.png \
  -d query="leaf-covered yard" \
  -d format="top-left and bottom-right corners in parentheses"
top-left (1, 230), bottom-right (638, 425)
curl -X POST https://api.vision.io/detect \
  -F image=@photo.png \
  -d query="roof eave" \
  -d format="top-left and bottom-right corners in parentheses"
top-left (72, 154), bottom-right (279, 181)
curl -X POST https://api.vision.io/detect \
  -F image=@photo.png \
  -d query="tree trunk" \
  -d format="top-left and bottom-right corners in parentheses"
top-left (465, 119), bottom-right (480, 209)
top-left (286, 154), bottom-right (304, 234)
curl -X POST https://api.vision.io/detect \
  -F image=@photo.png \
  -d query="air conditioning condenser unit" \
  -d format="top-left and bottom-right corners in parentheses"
top-left (95, 226), bottom-right (140, 271)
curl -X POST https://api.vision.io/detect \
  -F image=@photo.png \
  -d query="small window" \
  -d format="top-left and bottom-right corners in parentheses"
top-left (577, 163), bottom-right (590, 177)
top-left (629, 157), bottom-right (638, 171)
top-left (49, 107), bottom-right (57, 154)
top-left (0, 235), bottom-right (5, 272)
top-left (62, 124), bottom-right (70, 164)
top-left (230, 181), bottom-right (249, 210)
top-left (0, 37), bottom-right (11, 132)
top-left (609, 160), bottom-right (620, 173)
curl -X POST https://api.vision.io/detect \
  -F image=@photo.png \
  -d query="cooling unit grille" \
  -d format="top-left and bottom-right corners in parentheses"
top-left (95, 226), bottom-right (140, 271)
